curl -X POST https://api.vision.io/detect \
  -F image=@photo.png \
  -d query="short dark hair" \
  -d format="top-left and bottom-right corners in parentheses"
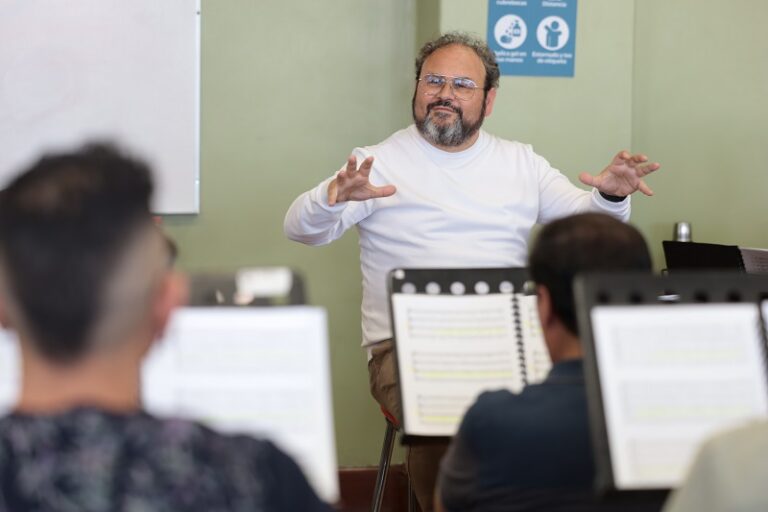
top-left (0, 143), bottom-right (155, 363)
top-left (415, 32), bottom-right (500, 91)
top-left (529, 213), bottom-right (652, 336)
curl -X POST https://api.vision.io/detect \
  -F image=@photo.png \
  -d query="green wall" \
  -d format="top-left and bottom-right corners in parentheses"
top-left (163, 0), bottom-right (768, 466)
top-left (631, 0), bottom-right (768, 265)
top-left (439, 0), bottom-right (768, 267)
top-left (163, 0), bottom-right (416, 466)
top-left (438, 0), bottom-right (635, 215)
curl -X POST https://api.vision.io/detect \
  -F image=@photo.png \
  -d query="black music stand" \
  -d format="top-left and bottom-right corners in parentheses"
top-left (188, 267), bottom-right (306, 307)
top-left (574, 271), bottom-right (768, 505)
top-left (663, 241), bottom-right (745, 272)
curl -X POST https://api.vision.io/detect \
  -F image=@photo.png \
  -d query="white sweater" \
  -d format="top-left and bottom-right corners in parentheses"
top-left (284, 125), bottom-right (630, 349)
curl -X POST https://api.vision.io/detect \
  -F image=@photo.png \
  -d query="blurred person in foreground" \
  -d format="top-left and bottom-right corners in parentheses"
top-left (0, 143), bottom-right (331, 512)
top-left (664, 420), bottom-right (768, 512)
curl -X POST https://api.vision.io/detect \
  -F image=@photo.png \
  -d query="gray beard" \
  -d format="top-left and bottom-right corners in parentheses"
top-left (419, 112), bottom-right (468, 147)
top-left (413, 97), bottom-right (486, 148)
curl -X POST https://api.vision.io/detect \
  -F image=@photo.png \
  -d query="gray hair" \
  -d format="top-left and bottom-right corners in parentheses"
top-left (414, 32), bottom-right (500, 91)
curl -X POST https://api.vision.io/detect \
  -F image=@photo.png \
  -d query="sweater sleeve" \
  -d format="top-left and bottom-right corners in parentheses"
top-left (283, 175), bottom-right (351, 246)
top-left (533, 149), bottom-right (631, 224)
top-left (283, 151), bottom-right (375, 246)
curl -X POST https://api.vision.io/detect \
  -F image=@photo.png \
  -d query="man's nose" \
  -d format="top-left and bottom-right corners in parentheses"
top-left (435, 80), bottom-right (457, 99)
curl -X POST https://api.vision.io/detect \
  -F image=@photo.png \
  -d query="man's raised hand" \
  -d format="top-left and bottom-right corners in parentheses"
top-left (327, 155), bottom-right (397, 206)
top-left (578, 151), bottom-right (661, 198)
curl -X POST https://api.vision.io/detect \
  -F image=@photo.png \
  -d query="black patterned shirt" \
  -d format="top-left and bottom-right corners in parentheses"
top-left (0, 407), bottom-right (332, 512)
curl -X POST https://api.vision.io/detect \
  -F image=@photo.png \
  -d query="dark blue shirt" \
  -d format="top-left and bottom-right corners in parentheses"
top-left (439, 359), bottom-right (604, 511)
top-left (0, 408), bottom-right (332, 512)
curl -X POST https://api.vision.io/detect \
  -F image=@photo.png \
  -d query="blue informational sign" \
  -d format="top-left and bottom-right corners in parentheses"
top-left (487, 0), bottom-right (577, 77)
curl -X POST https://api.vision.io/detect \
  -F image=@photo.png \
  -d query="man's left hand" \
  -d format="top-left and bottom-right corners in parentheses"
top-left (578, 151), bottom-right (661, 197)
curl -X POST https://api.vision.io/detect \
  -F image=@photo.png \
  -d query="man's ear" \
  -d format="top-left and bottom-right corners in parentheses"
top-left (0, 294), bottom-right (15, 330)
top-left (150, 271), bottom-right (188, 340)
top-left (536, 284), bottom-right (554, 328)
top-left (484, 87), bottom-right (497, 117)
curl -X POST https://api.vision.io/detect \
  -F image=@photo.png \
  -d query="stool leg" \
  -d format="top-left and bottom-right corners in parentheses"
top-left (371, 420), bottom-right (397, 512)
top-left (407, 476), bottom-right (418, 512)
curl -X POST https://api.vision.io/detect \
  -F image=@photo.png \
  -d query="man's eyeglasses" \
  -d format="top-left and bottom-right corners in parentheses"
top-left (417, 74), bottom-right (480, 101)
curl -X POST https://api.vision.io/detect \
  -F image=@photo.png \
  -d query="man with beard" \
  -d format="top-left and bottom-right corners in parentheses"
top-left (284, 32), bottom-right (660, 511)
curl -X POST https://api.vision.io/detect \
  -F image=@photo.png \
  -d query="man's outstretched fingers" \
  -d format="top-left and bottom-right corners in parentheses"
top-left (358, 156), bottom-right (375, 177)
top-left (638, 180), bottom-right (654, 196)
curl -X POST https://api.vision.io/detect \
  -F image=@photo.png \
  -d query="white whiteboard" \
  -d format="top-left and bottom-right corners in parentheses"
top-left (0, 0), bottom-right (200, 213)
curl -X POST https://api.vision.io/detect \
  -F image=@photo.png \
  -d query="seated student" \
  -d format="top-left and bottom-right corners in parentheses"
top-left (436, 212), bottom-right (653, 512)
top-left (0, 144), bottom-right (331, 512)
top-left (663, 421), bottom-right (768, 512)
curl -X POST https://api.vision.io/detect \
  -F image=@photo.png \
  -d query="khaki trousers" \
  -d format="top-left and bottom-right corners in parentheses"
top-left (368, 340), bottom-right (449, 512)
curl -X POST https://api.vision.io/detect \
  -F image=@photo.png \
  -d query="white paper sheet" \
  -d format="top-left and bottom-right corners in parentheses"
top-left (0, 307), bottom-right (338, 502)
top-left (0, 332), bottom-right (20, 414)
top-left (591, 303), bottom-right (768, 489)
top-left (392, 293), bottom-right (548, 436)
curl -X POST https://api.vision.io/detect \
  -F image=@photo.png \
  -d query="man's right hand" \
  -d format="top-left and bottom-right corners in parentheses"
top-left (327, 155), bottom-right (397, 206)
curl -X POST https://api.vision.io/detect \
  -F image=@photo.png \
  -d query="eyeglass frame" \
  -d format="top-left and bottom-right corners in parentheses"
top-left (416, 73), bottom-right (482, 101)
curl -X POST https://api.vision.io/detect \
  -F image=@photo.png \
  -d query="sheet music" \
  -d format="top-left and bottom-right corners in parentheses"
top-left (392, 293), bottom-right (525, 436)
top-left (0, 331), bottom-right (20, 414)
top-left (143, 307), bottom-right (338, 502)
top-left (740, 247), bottom-right (768, 274)
top-left (517, 294), bottom-right (551, 383)
top-left (0, 307), bottom-right (338, 503)
top-left (591, 303), bottom-right (768, 489)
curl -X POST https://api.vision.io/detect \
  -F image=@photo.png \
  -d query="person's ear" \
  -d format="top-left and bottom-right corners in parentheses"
top-left (0, 294), bottom-right (15, 330)
top-left (150, 271), bottom-right (188, 341)
top-left (536, 284), bottom-right (554, 328)
top-left (483, 87), bottom-right (497, 117)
